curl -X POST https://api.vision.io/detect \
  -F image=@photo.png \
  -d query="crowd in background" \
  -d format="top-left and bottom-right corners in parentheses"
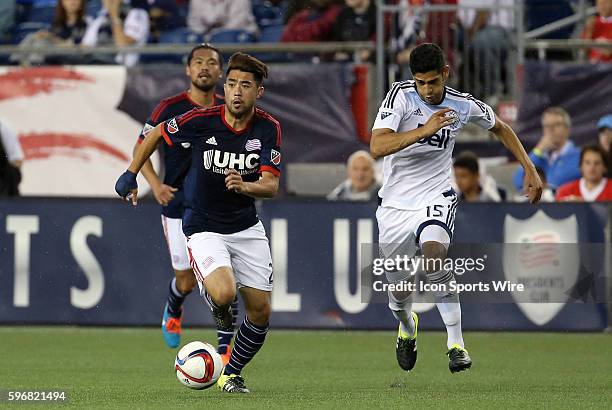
top-left (330, 109), bottom-right (612, 203)
top-left (1, 1), bottom-right (610, 68)
top-left (0, 1), bottom-right (611, 202)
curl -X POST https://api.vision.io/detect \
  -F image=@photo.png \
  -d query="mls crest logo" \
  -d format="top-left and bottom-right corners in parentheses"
top-left (503, 210), bottom-right (579, 326)
top-left (167, 118), bottom-right (179, 134)
top-left (271, 149), bottom-right (281, 166)
top-left (380, 112), bottom-right (392, 120)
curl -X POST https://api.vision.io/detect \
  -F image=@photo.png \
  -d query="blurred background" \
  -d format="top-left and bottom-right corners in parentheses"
top-left (0, 0), bottom-right (610, 332)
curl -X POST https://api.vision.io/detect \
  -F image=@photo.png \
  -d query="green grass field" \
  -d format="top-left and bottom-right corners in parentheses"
top-left (0, 327), bottom-right (610, 409)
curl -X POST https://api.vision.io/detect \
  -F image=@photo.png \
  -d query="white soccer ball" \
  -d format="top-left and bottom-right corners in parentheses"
top-left (175, 341), bottom-right (224, 390)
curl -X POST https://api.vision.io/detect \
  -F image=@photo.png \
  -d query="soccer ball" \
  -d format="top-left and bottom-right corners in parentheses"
top-left (175, 341), bottom-right (223, 390)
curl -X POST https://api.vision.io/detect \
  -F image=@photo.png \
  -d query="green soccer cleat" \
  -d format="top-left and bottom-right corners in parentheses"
top-left (217, 373), bottom-right (250, 394)
top-left (396, 312), bottom-right (419, 371)
top-left (447, 344), bottom-right (472, 373)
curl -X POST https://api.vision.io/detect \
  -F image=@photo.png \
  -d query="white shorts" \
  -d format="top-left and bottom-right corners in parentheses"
top-left (187, 221), bottom-right (273, 292)
top-left (161, 215), bottom-right (191, 271)
top-left (376, 189), bottom-right (458, 283)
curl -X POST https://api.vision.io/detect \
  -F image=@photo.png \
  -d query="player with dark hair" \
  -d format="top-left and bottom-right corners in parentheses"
top-left (117, 52), bottom-right (281, 394)
top-left (371, 43), bottom-right (542, 373)
top-left (134, 44), bottom-right (237, 362)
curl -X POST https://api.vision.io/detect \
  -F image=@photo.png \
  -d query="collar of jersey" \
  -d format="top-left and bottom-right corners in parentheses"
top-left (221, 105), bottom-right (254, 135)
top-left (416, 87), bottom-right (447, 106)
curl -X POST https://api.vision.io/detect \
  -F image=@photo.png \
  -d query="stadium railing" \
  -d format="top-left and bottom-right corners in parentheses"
top-left (375, 1), bottom-right (523, 106)
top-left (0, 42), bottom-right (375, 62)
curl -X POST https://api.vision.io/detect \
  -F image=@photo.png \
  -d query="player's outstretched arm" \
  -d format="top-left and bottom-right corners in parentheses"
top-left (225, 169), bottom-right (279, 199)
top-left (132, 142), bottom-right (177, 206)
top-left (115, 125), bottom-right (164, 205)
top-left (490, 117), bottom-right (543, 204)
top-left (370, 109), bottom-right (454, 159)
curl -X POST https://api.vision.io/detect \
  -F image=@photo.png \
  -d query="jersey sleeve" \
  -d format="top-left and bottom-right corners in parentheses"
top-left (372, 82), bottom-right (412, 132)
top-left (160, 109), bottom-right (202, 146)
top-left (466, 96), bottom-right (496, 130)
top-left (259, 121), bottom-right (282, 177)
top-left (137, 100), bottom-right (167, 144)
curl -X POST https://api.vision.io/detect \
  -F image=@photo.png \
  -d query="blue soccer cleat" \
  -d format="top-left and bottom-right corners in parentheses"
top-left (161, 302), bottom-right (182, 348)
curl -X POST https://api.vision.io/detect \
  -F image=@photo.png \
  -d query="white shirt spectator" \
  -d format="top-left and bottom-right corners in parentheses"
top-left (0, 119), bottom-right (24, 165)
top-left (458, 0), bottom-right (514, 30)
top-left (187, 0), bottom-right (258, 36)
top-left (82, 8), bottom-right (150, 66)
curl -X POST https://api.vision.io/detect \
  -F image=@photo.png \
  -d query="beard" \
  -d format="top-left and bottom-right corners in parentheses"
top-left (192, 77), bottom-right (216, 93)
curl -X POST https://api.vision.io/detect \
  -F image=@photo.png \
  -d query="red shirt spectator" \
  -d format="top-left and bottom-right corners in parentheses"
top-left (556, 145), bottom-right (612, 201)
top-left (582, 0), bottom-right (612, 63)
top-left (281, 1), bottom-right (342, 42)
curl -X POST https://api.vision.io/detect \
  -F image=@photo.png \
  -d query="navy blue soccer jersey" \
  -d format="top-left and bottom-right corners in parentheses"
top-left (138, 91), bottom-right (224, 218)
top-left (160, 105), bottom-right (282, 235)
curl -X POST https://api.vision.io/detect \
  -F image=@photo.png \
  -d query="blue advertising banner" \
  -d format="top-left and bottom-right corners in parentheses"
top-left (0, 199), bottom-right (608, 330)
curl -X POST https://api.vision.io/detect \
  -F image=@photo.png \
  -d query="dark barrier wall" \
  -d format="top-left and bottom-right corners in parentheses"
top-left (517, 61), bottom-right (612, 148)
top-left (0, 199), bottom-right (609, 330)
top-left (117, 63), bottom-right (366, 164)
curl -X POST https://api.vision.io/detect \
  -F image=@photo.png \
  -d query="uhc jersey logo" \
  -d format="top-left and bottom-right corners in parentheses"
top-left (203, 150), bottom-right (260, 175)
top-left (416, 123), bottom-right (451, 149)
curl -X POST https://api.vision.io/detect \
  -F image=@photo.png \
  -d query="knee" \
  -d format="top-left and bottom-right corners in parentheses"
top-left (422, 241), bottom-right (447, 275)
top-left (209, 283), bottom-right (236, 307)
top-left (175, 271), bottom-right (196, 293)
top-left (247, 300), bottom-right (271, 326)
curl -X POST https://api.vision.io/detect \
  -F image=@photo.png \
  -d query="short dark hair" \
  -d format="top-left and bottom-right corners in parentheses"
top-left (187, 43), bottom-right (223, 67)
top-left (580, 144), bottom-right (608, 169)
top-left (453, 151), bottom-right (479, 174)
top-left (409, 43), bottom-right (445, 75)
top-left (226, 52), bottom-right (268, 85)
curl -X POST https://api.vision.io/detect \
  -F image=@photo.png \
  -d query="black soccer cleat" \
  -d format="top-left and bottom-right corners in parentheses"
top-left (395, 312), bottom-right (418, 371)
top-left (447, 345), bottom-right (472, 373)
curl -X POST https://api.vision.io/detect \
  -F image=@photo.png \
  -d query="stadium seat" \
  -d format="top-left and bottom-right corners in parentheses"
top-left (252, 1), bottom-right (283, 28)
top-left (253, 25), bottom-right (287, 62)
top-left (525, 0), bottom-right (575, 39)
top-left (208, 29), bottom-right (256, 44)
top-left (158, 28), bottom-right (203, 44)
top-left (259, 25), bottom-right (284, 43)
top-left (86, 0), bottom-right (102, 17)
top-left (28, 4), bottom-right (55, 24)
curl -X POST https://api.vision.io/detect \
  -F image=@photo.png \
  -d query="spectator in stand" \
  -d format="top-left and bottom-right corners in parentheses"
top-left (327, 150), bottom-right (381, 201)
top-left (556, 145), bottom-right (612, 201)
top-left (149, 0), bottom-right (187, 41)
top-left (281, 0), bottom-right (342, 42)
top-left (0, 118), bottom-right (24, 197)
top-left (330, 0), bottom-right (376, 61)
top-left (81, 0), bottom-right (150, 67)
top-left (598, 114), bottom-right (612, 154)
top-left (46, 0), bottom-right (91, 45)
top-left (513, 107), bottom-right (581, 191)
top-left (187, 0), bottom-right (258, 37)
top-left (13, 0), bottom-right (91, 65)
top-left (582, 0), bottom-right (612, 63)
top-left (457, 0), bottom-right (513, 100)
top-left (0, 1), bottom-right (16, 44)
top-left (452, 151), bottom-right (505, 202)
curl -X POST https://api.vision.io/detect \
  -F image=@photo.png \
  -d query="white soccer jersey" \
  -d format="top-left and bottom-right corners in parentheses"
top-left (372, 81), bottom-right (496, 210)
